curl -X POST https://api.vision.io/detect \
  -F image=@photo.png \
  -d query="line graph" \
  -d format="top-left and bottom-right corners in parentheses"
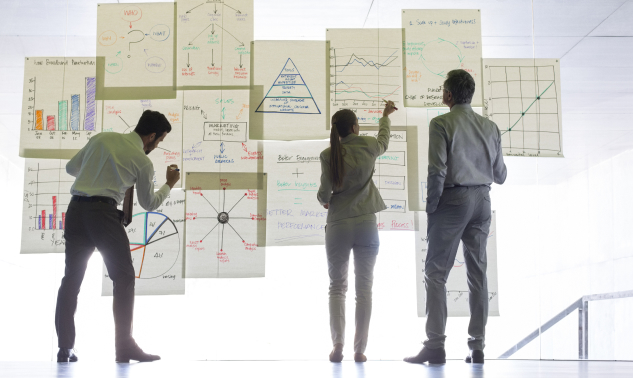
top-left (483, 59), bottom-right (564, 157)
top-left (328, 29), bottom-right (407, 126)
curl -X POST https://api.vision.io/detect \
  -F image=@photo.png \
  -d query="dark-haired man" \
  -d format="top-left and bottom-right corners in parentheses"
top-left (405, 70), bottom-right (507, 365)
top-left (55, 110), bottom-right (180, 363)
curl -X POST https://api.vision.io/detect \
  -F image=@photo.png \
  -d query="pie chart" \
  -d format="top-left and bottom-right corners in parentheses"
top-left (128, 211), bottom-right (180, 279)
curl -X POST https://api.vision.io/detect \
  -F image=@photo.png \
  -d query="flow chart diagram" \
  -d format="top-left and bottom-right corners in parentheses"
top-left (102, 93), bottom-right (184, 187)
top-left (97, 3), bottom-right (174, 89)
top-left (176, 0), bottom-right (252, 87)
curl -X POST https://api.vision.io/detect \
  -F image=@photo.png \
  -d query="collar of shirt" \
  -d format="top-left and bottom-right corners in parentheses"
top-left (125, 131), bottom-right (145, 152)
top-left (451, 103), bottom-right (474, 114)
top-left (340, 133), bottom-right (357, 144)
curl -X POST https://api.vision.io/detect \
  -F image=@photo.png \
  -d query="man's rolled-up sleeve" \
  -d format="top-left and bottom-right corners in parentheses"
top-left (136, 162), bottom-right (170, 211)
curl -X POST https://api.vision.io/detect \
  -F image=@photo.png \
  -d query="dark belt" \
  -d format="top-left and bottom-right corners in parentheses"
top-left (71, 195), bottom-right (117, 207)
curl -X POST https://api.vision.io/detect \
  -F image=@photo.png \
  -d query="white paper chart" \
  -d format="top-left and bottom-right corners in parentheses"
top-left (263, 140), bottom-right (329, 246)
top-left (102, 92), bottom-right (184, 187)
top-left (102, 190), bottom-right (186, 296)
top-left (402, 9), bottom-right (483, 107)
top-left (20, 159), bottom-right (73, 254)
top-left (176, 0), bottom-right (253, 87)
top-left (97, 3), bottom-right (174, 88)
top-left (249, 41), bottom-right (329, 140)
top-left (360, 127), bottom-right (416, 231)
top-left (185, 173), bottom-right (266, 278)
top-left (327, 28), bottom-right (406, 127)
top-left (181, 90), bottom-right (260, 180)
top-left (20, 57), bottom-right (101, 158)
top-left (415, 211), bottom-right (499, 317)
top-left (483, 59), bottom-right (563, 157)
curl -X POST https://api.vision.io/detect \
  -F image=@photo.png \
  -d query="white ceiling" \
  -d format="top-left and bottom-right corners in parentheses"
top-left (1, 0), bottom-right (632, 185)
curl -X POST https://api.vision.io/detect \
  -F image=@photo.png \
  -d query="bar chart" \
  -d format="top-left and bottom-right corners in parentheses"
top-left (20, 57), bottom-right (101, 157)
top-left (31, 77), bottom-right (97, 132)
top-left (21, 159), bottom-right (75, 253)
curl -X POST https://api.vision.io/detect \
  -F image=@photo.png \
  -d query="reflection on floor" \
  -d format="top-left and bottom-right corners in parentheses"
top-left (2, 360), bottom-right (633, 378)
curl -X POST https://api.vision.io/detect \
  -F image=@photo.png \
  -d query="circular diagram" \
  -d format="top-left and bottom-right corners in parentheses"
top-left (128, 212), bottom-right (180, 279)
top-left (419, 38), bottom-right (463, 77)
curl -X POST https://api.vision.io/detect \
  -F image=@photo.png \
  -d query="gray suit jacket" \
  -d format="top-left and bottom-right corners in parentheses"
top-left (427, 103), bottom-right (507, 213)
top-left (318, 117), bottom-right (391, 223)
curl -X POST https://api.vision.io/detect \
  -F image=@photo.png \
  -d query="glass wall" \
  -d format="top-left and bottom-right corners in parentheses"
top-left (1, 0), bottom-right (632, 362)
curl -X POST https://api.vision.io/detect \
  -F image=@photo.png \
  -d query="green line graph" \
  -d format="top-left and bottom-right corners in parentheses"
top-left (501, 81), bottom-right (555, 136)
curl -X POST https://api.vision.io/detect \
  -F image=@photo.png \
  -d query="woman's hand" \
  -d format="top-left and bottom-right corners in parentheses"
top-left (383, 100), bottom-right (396, 117)
top-left (323, 203), bottom-right (329, 209)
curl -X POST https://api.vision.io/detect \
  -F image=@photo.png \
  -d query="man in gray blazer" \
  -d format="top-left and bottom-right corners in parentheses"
top-left (405, 69), bottom-right (507, 365)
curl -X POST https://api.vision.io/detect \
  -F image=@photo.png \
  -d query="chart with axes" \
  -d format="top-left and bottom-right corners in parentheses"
top-left (177, 0), bottom-right (253, 87)
top-left (185, 173), bottom-right (266, 278)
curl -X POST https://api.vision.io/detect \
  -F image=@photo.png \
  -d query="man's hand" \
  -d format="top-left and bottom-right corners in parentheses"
top-left (323, 203), bottom-right (329, 210)
top-left (166, 164), bottom-right (180, 189)
top-left (383, 100), bottom-right (396, 117)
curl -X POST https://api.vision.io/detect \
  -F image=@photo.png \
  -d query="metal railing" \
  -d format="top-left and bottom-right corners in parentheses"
top-left (499, 289), bottom-right (633, 359)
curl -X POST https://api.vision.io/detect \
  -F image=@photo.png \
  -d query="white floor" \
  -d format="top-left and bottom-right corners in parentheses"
top-left (2, 360), bottom-right (633, 378)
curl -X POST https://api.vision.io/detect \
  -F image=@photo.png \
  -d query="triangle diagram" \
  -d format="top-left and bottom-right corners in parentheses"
top-left (255, 58), bottom-right (321, 114)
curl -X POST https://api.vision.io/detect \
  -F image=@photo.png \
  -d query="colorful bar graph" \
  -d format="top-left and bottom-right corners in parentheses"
top-left (38, 215), bottom-right (42, 229)
top-left (49, 214), bottom-right (53, 229)
top-left (58, 100), bottom-right (68, 131)
top-left (52, 196), bottom-right (57, 230)
top-left (62, 212), bottom-right (66, 230)
top-left (35, 110), bottom-right (43, 130)
top-left (84, 77), bottom-right (96, 131)
top-left (42, 210), bottom-right (46, 229)
top-left (46, 115), bottom-right (55, 131)
top-left (70, 94), bottom-right (80, 131)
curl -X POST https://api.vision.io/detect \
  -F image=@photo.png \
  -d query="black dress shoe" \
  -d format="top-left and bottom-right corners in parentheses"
top-left (465, 350), bottom-right (484, 363)
top-left (57, 348), bottom-right (78, 362)
top-left (115, 343), bottom-right (160, 363)
top-left (403, 347), bottom-right (446, 364)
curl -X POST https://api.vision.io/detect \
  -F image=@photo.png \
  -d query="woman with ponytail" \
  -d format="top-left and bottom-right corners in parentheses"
top-left (317, 101), bottom-right (397, 362)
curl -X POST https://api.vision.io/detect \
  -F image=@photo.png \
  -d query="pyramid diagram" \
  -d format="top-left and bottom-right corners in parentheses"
top-left (255, 58), bottom-right (321, 114)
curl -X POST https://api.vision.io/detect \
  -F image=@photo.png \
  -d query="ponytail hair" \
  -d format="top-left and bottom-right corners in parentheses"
top-left (330, 109), bottom-right (357, 188)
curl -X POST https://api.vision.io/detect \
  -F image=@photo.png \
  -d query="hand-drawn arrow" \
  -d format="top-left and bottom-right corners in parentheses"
top-left (214, 23), bottom-right (244, 46)
top-left (223, 3), bottom-right (242, 14)
top-left (214, 4), bottom-right (218, 14)
top-left (220, 142), bottom-right (225, 153)
top-left (211, 49), bottom-right (214, 67)
top-left (239, 54), bottom-right (243, 68)
top-left (189, 23), bottom-right (214, 45)
top-left (221, 107), bottom-right (226, 120)
top-left (187, 53), bottom-right (190, 68)
top-left (201, 110), bottom-right (207, 119)
top-left (241, 143), bottom-right (248, 152)
top-left (186, 3), bottom-right (204, 13)
top-left (144, 49), bottom-right (148, 56)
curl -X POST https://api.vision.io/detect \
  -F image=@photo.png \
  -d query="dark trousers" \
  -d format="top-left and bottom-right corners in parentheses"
top-left (55, 200), bottom-right (136, 349)
top-left (424, 185), bottom-right (491, 350)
